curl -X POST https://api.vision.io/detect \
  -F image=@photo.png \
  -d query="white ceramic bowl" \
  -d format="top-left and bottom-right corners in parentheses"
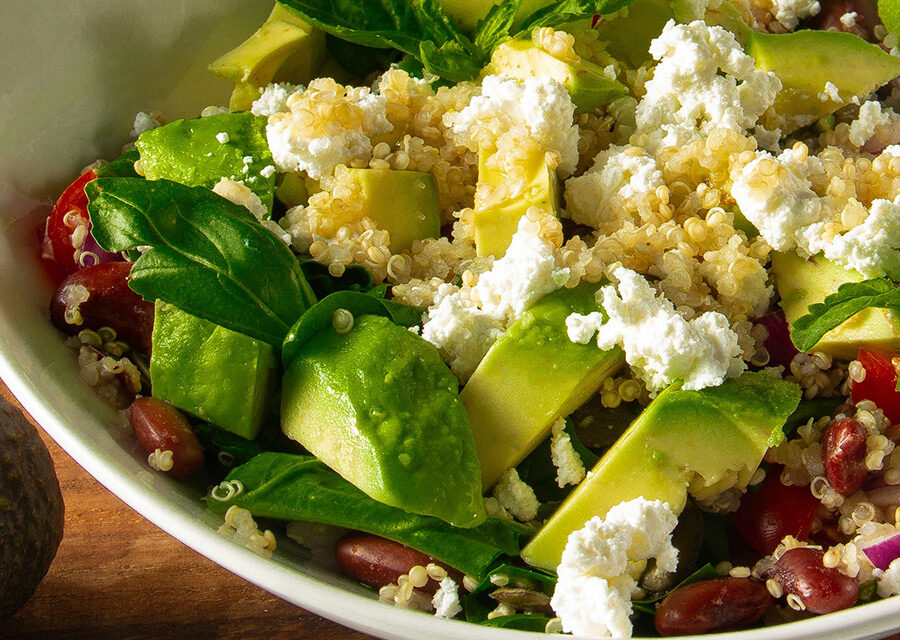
top-left (2, 2), bottom-right (900, 639)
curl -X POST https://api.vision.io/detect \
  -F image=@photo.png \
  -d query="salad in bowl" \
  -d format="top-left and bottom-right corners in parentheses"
top-left (32, 0), bottom-right (900, 636)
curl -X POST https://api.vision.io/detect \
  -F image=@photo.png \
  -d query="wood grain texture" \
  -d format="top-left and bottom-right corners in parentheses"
top-left (0, 383), bottom-right (373, 640)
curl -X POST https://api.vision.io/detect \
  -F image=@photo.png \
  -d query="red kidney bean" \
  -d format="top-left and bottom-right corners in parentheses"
top-left (809, 0), bottom-right (881, 42)
top-left (654, 578), bottom-right (773, 636)
top-left (822, 417), bottom-right (869, 496)
top-left (50, 262), bottom-right (154, 355)
top-left (335, 532), bottom-right (460, 595)
top-left (763, 547), bottom-right (859, 614)
top-left (127, 397), bottom-right (204, 479)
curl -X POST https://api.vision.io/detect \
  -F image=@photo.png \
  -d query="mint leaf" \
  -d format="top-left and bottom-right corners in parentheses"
top-left (87, 177), bottom-right (315, 347)
top-left (880, 0), bottom-right (900, 42)
top-left (518, 0), bottom-right (634, 31)
top-left (473, 0), bottom-right (524, 57)
top-left (789, 278), bottom-right (900, 352)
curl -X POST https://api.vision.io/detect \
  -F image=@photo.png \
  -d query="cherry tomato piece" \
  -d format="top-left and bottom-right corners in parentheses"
top-left (42, 170), bottom-right (97, 275)
top-left (850, 349), bottom-right (900, 424)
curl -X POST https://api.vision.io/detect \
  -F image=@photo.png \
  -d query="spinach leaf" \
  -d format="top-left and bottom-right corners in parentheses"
top-left (137, 112), bottom-right (276, 212)
top-left (87, 177), bottom-right (315, 347)
top-left (282, 290), bottom-right (423, 366)
top-left (193, 421), bottom-right (269, 478)
top-left (469, 563), bottom-right (556, 598)
top-left (206, 452), bottom-right (532, 579)
top-left (95, 148), bottom-right (141, 178)
top-left (481, 614), bottom-right (552, 631)
top-left (631, 563), bottom-right (718, 614)
top-left (789, 278), bottom-right (900, 352)
top-left (325, 34), bottom-right (401, 77)
top-left (516, 418), bottom-right (598, 503)
top-left (300, 261), bottom-right (375, 297)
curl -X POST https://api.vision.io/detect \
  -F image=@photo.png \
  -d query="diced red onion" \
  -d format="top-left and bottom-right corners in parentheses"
top-left (753, 308), bottom-right (799, 369)
top-left (862, 534), bottom-right (900, 570)
top-left (79, 227), bottom-right (125, 267)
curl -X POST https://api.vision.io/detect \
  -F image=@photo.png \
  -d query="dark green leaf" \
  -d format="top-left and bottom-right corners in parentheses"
top-left (325, 33), bottom-right (402, 76)
top-left (419, 39), bottom-right (483, 82)
top-left (783, 397), bottom-right (844, 437)
top-left (281, 290), bottom-right (423, 366)
top-left (516, 418), bottom-right (598, 503)
top-left (193, 421), bottom-right (269, 478)
top-left (633, 563), bottom-right (718, 609)
top-left (87, 178), bottom-right (315, 347)
top-left (136, 112), bottom-right (276, 211)
top-left (469, 564), bottom-right (557, 598)
top-left (789, 278), bottom-right (900, 352)
top-left (300, 261), bottom-right (375, 298)
top-left (481, 614), bottom-right (552, 631)
top-left (206, 452), bottom-right (532, 579)
top-left (473, 0), bottom-right (524, 57)
top-left (518, 0), bottom-right (635, 31)
top-left (95, 148), bottom-right (141, 178)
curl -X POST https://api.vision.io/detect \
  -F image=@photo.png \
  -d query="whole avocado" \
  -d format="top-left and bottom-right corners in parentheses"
top-left (0, 396), bottom-right (65, 620)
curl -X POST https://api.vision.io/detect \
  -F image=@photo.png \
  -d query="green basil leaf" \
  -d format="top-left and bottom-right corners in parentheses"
top-left (136, 112), bottom-right (276, 212)
top-left (518, 0), bottom-right (635, 31)
top-left (789, 278), bottom-right (900, 352)
top-left (473, 0), bottom-right (524, 58)
top-left (87, 177), bottom-right (315, 347)
top-left (206, 452), bottom-right (532, 579)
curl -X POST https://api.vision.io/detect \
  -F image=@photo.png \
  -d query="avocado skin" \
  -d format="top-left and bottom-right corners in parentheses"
top-left (150, 303), bottom-right (276, 440)
top-left (281, 314), bottom-right (486, 528)
top-left (0, 397), bottom-right (64, 620)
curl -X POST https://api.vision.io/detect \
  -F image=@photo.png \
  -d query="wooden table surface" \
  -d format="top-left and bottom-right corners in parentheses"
top-left (5, 380), bottom-right (900, 640)
top-left (0, 382), bottom-right (372, 640)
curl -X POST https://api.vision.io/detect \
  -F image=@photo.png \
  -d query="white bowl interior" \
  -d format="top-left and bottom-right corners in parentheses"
top-left (1, 2), bottom-right (899, 639)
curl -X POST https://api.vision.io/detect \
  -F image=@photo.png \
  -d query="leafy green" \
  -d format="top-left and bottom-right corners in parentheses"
top-left (87, 178), bottom-right (315, 347)
top-left (95, 148), bottom-right (141, 178)
top-left (275, 0), bottom-right (636, 82)
top-left (789, 278), bottom-right (900, 352)
top-left (469, 563), bottom-right (557, 598)
top-left (281, 290), bottom-right (423, 366)
top-left (325, 34), bottom-right (401, 76)
top-left (480, 614), bottom-right (552, 631)
top-left (783, 397), bottom-right (844, 437)
top-left (880, 0), bottom-right (900, 43)
top-left (193, 421), bottom-right (269, 478)
top-left (631, 563), bottom-right (718, 614)
top-left (300, 261), bottom-right (376, 298)
top-left (516, 419), bottom-right (598, 503)
top-left (206, 452), bottom-right (532, 578)
top-left (136, 112), bottom-right (276, 212)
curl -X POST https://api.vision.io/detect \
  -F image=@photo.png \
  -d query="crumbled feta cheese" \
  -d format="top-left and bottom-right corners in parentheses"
top-left (212, 178), bottom-right (267, 220)
top-left (770, 0), bottom-right (821, 31)
top-left (819, 81), bottom-right (841, 103)
top-left (635, 20), bottom-right (781, 153)
top-left (567, 267), bottom-right (745, 392)
top-left (840, 11), bottom-right (858, 27)
top-left (130, 111), bottom-right (161, 138)
top-left (849, 101), bottom-right (892, 147)
top-left (444, 74), bottom-right (579, 177)
top-left (732, 148), bottom-right (900, 278)
top-left (550, 418), bottom-right (586, 488)
top-left (492, 468), bottom-right (540, 522)
top-left (260, 164), bottom-right (276, 179)
top-left (551, 498), bottom-right (678, 638)
top-left (432, 577), bottom-right (462, 618)
top-left (421, 216), bottom-right (568, 380)
top-left (878, 558), bottom-right (900, 598)
top-left (251, 82), bottom-right (302, 117)
top-left (216, 132), bottom-right (230, 144)
top-left (564, 145), bottom-right (665, 232)
top-left (483, 496), bottom-right (513, 520)
top-left (266, 86), bottom-right (391, 180)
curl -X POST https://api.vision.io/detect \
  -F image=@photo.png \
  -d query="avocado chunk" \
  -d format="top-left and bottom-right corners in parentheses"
top-left (344, 168), bottom-right (441, 252)
top-left (520, 372), bottom-right (801, 571)
top-left (749, 30), bottom-right (900, 133)
top-left (473, 149), bottom-right (560, 258)
top-left (773, 251), bottom-right (900, 359)
top-left (150, 302), bottom-right (276, 440)
top-left (486, 39), bottom-right (627, 114)
top-left (462, 283), bottom-right (625, 489)
top-left (136, 112), bottom-right (276, 211)
top-left (592, 0), bottom-right (674, 67)
top-left (281, 313), bottom-right (486, 528)
top-left (209, 4), bottom-right (326, 111)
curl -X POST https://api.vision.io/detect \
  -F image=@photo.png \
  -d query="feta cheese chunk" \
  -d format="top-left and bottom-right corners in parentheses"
top-left (492, 468), bottom-right (540, 522)
top-left (849, 101), bottom-right (892, 148)
top-left (251, 82), bottom-right (302, 117)
top-left (266, 79), bottom-right (392, 179)
top-left (551, 498), bottom-right (678, 638)
top-left (635, 20), bottom-right (781, 152)
top-left (432, 577), bottom-right (463, 618)
top-left (770, 0), bottom-right (821, 31)
top-left (567, 267), bottom-right (745, 392)
top-left (732, 147), bottom-right (900, 278)
top-left (421, 215), bottom-right (568, 380)
top-left (550, 418), bottom-right (586, 488)
top-left (444, 74), bottom-right (579, 177)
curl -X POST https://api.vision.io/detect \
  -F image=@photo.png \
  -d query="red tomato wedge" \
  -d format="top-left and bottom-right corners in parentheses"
top-left (731, 467), bottom-right (820, 556)
top-left (41, 169), bottom-right (97, 275)
top-left (851, 349), bottom-right (900, 425)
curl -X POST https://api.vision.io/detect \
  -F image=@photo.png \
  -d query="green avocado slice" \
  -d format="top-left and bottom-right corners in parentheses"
top-left (520, 372), bottom-right (801, 571)
top-left (281, 313), bottom-right (486, 528)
